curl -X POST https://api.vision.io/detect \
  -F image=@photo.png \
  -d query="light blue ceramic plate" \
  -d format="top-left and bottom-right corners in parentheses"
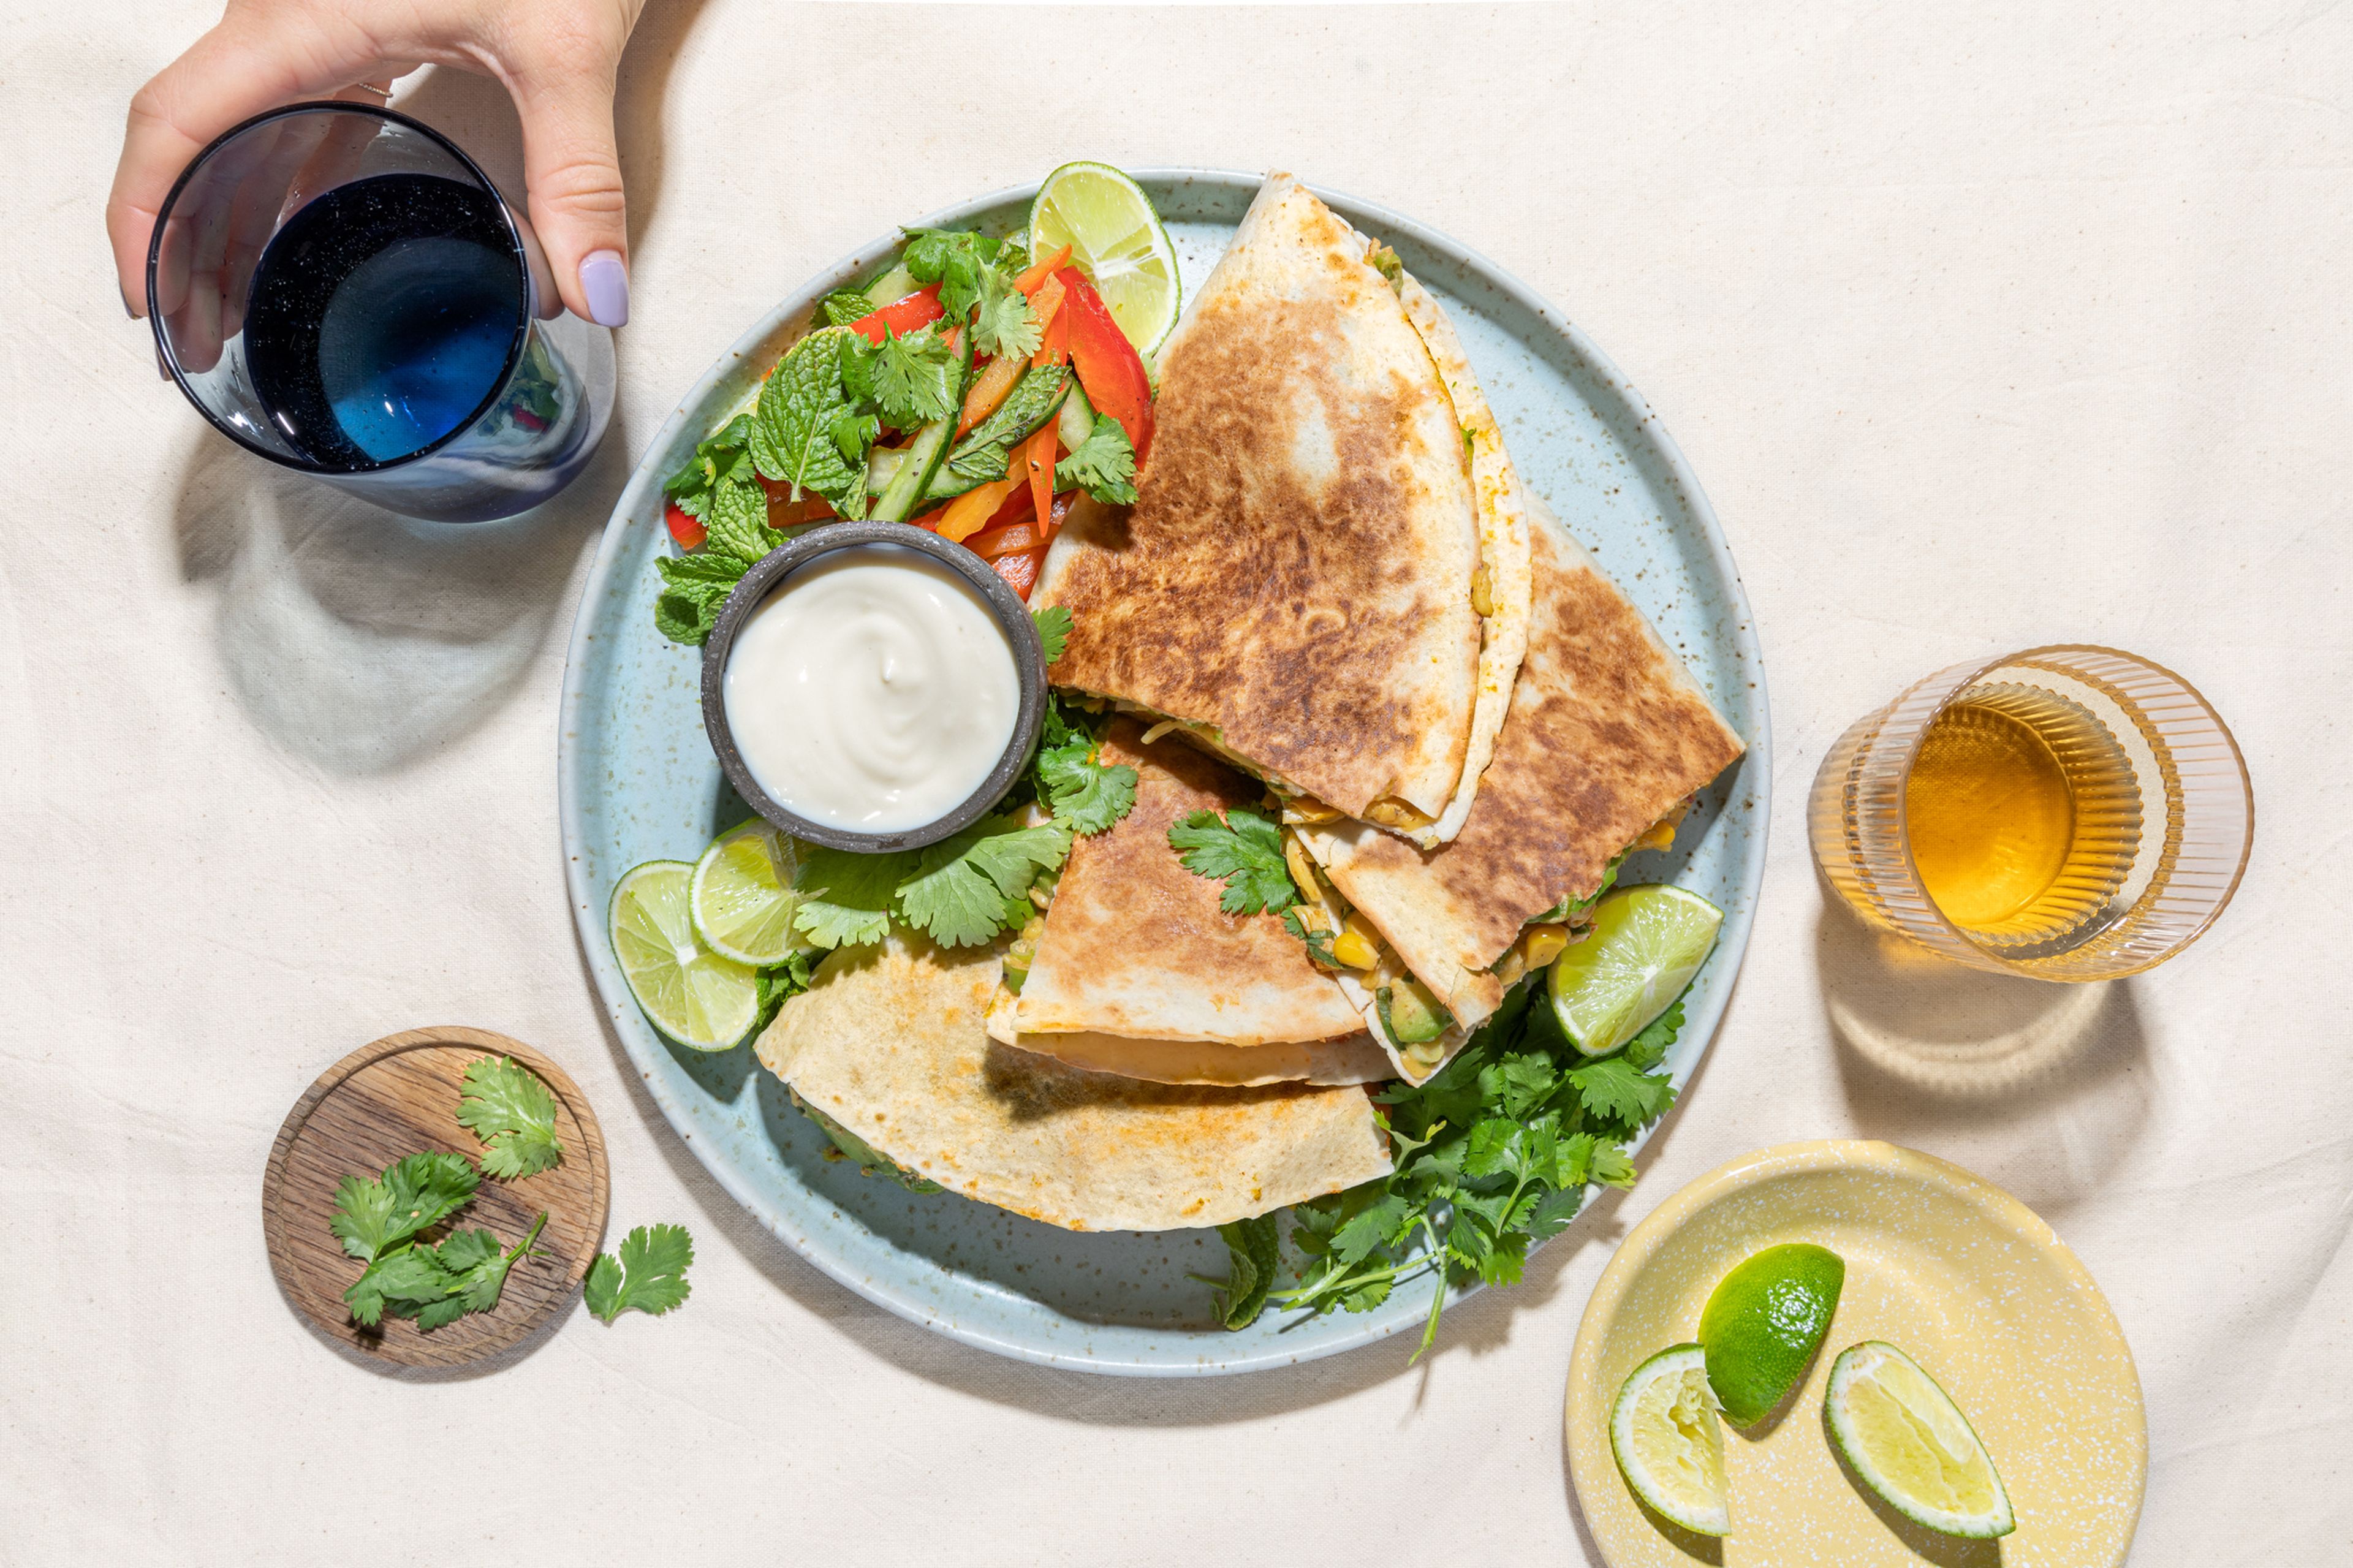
top-left (558, 171), bottom-right (1770, 1376)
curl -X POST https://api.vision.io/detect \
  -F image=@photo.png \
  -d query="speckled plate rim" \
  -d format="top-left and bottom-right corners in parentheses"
top-left (1563, 1140), bottom-right (2148, 1561)
top-left (557, 169), bottom-right (1772, 1374)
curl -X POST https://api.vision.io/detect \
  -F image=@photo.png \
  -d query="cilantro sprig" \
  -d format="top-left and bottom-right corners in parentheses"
top-left (1055, 419), bottom-right (1137, 506)
top-left (1215, 980), bottom-right (1687, 1357)
top-left (585, 1224), bottom-right (694, 1323)
top-left (457, 1056), bottom-right (566, 1179)
top-left (1168, 807), bottom-right (1297, 916)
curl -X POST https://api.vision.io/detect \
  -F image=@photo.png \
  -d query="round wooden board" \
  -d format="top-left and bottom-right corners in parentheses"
top-left (263, 1027), bottom-right (610, 1369)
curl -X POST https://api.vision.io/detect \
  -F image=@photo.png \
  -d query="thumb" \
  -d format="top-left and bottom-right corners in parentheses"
top-left (510, 61), bottom-right (629, 325)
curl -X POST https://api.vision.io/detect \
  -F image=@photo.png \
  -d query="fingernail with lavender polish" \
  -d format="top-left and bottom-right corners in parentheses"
top-left (580, 250), bottom-right (629, 328)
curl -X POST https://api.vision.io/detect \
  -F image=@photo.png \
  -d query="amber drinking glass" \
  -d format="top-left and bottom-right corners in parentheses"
top-left (1809, 646), bottom-right (2253, 980)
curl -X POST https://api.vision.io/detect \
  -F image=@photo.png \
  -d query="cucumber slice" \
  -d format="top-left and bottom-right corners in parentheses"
top-left (871, 418), bottom-right (954, 521)
top-left (866, 445), bottom-right (908, 495)
top-left (922, 364), bottom-right (1071, 504)
top-left (1057, 382), bottom-right (1096, 455)
top-left (863, 262), bottom-right (919, 308)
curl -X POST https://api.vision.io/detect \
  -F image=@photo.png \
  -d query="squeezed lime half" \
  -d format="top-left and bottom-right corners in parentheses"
top-left (610, 860), bottom-right (759, 1051)
top-left (1609, 1343), bottom-right (1732, 1536)
top-left (1548, 885), bottom-right (1723, 1056)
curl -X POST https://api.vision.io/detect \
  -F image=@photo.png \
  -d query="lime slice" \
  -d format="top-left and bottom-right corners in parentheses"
top-left (690, 820), bottom-right (806, 966)
top-left (1028, 162), bottom-right (1181, 355)
top-left (609, 860), bottom-right (759, 1051)
top-left (1609, 1344), bottom-right (1731, 1536)
top-left (1548, 885), bottom-right (1723, 1056)
top-left (1699, 1243), bottom-right (1846, 1426)
top-left (1827, 1342), bottom-right (2017, 1539)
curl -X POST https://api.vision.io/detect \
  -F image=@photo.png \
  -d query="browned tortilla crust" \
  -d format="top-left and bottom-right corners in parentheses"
top-left (1037, 184), bottom-right (1480, 819)
top-left (1015, 719), bottom-right (1365, 1044)
top-left (1325, 522), bottom-right (1747, 973)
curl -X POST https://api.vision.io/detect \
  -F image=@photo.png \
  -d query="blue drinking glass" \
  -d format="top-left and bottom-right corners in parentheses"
top-left (147, 103), bottom-right (615, 523)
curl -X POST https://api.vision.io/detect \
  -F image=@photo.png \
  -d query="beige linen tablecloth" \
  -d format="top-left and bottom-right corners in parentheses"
top-left (4, 3), bottom-right (2347, 1561)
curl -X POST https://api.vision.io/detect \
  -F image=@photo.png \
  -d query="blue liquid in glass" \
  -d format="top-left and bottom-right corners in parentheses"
top-left (244, 173), bottom-right (523, 469)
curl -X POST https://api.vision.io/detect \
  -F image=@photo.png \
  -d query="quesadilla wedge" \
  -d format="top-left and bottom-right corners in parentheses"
top-left (1035, 174), bottom-right (1529, 840)
top-left (1294, 495), bottom-right (1746, 1080)
top-left (1000, 718), bottom-right (1365, 1047)
top-left (756, 933), bottom-right (1392, 1231)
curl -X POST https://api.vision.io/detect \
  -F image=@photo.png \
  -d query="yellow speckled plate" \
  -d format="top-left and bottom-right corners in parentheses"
top-left (1567, 1141), bottom-right (2145, 1567)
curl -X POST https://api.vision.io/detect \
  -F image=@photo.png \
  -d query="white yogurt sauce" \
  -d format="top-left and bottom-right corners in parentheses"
top-left (721, 544), bottom-right (1019, 833)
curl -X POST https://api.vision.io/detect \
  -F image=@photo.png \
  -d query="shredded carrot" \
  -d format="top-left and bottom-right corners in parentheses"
top-left (1023, 423), bottom-right (1057, 541)
top-left (958, 354), bottom-right (1024, 436)
top-left (1015, 244), bottom-right (1072, 295)
top-left (937, 476), bottom-right (1023, 543)
top-left (1029, 275), bottom-right (1069, 367)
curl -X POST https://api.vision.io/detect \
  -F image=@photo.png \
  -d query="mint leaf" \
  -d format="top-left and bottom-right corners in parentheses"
top-left (820, 289), bottom-right (877, 327)
top-left (1032, 605), bottom-right (1070, 663)
top-left (895, 819), bottom-right (1071, 948)
top-left (585, 1224), bottom-right (694, 1323)
top-left (1168, 807), bottom-right (1295, 916)
top-left (945, 363), bottom-right (1069, 484)
top-left (1055, 418), bottom-right (1137, 506)
top-left (661, 412), bottom-right (756, 520)
top-left (749, 327), bottom-right (869, 518)
top-left (653, 550), bottom-right (747, 646)
top-left (792, 846), bottom-right (916, 949)
top-left (456, 1056), bottom-right (565, 1180)
top-left (703, 474), bottom-right (784, 564)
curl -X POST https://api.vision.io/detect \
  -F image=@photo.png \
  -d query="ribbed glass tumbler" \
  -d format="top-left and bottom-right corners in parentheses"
top-left (1809, 645), bottom-right (2253, 980)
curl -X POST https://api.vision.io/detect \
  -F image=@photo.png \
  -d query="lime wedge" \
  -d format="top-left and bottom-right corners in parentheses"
top-left (1548, 885), bottom-right (1723, 1056)
top-left (1609, 1344), bottom-right (1731, 1536)
top-left (1827, 1342), bottom-right (2017, 1539)
top-left (609, 860), bottom-right (759, 1051)
top-left (1699, 1243), bottom-right (1845, 1426)
top-left (1028, 162), bottom-right (1181, 355)
top-left (690, 820), bottom-right (806, 966)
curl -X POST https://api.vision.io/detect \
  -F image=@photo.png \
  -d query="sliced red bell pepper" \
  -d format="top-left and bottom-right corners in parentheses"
top-left (966, 517), bottom-right (1048, 559)
top-left (847, 283), bottom-right (945, 344)
top-left (664, 500), bottom-right (706, 550)
top-left (1056, 268), bottom-right (1153, 461)
top-left (993, 545), bottom-right (1047, 600)
top-left (1022, 423), bottom-right (1057, 542)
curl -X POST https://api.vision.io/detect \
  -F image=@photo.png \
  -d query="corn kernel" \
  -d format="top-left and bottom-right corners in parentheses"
top-left (1329, 930), bottom-right (1380, 969)
top-left (1520, 924), bottom-right (1571, 970)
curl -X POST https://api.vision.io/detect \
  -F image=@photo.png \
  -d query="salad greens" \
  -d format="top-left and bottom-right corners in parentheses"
top-left (787, 687), bottom-right (1139, 952)
top-left (1218, 985), bottom-right (1685, 1357)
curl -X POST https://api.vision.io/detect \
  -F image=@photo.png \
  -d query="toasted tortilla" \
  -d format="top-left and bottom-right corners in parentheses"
top-left (1299, 496), bottom-right (1746, 1067)
top-left (756, 934), bottom-right (1392, 1232)
top-left (1011, 718), bottom-right (1364, 1045)
top-left (986, 985), bottom-right (1391, 1087)
top-left (1396, 274), bottom-right (1534, 847)
top-left (1034, 173), bottom-right (1483, 824)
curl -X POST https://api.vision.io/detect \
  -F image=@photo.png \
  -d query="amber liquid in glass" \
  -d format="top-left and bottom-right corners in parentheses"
top-left (1904, 684), bottom-right (2143, 945)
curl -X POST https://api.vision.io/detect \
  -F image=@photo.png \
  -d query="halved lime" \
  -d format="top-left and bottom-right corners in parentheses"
top-left (609, 860), bottom-right (759, 1051)
top-left (1699, 1243), bottom-right (1845, 1426)
top-left (1610, 1344), bottom-right (1731, 1536)
top-left (1028, 162), bottom-right (1181, 355)
top-left (690, 820), bottom-right (805, 966)
top-left (1548, 884), bottom-right (1723, 1056)
top-left (1827, 1342), bottom-right (2017, 1539)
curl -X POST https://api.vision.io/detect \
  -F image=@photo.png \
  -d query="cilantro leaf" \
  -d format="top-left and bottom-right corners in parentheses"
top-left (1169, 808), bottom-right (1295, 916)
top-left (1034, 724), bottom-right (1137, 836)
top-left (438, 1211), bottom-right (547, 1316)
top-left (753, 951), bottom-right (813, 1034)
top-left (901, 228), bottom-right (1008, 320)
top-left (1623, 995), bottom-right (1685, 1072)
top-left (895, 818), bottom-right (1071, 948)
top-left (332, 1152), bottom-right (480, 1265)
top-left (585, 1224), bottom-right (694, 1323)
top-left (792, 846), bottom-right (915, 949)
top-left (1031, 605), bottom-right (1070, 664)
top-left (1568, 1056), bottom-right (1677, 1132)
top-left (456, 1057), bottom-right (566, 1180)
top-left (1055, 419), bottom-right (1137, 506)
top-left (1281, 905), bottom-right (1344, 969)
top-left (346, 1248), bottom-right (456, 1328)
top-left (1200, 1214), bottom-right (1279, 1330)
top-left (749, 327), bottom-right (869, 518)
top-left (972, 268), bottom-right (1041, 360)
top-left (860, 324), bottom-right (960, 430)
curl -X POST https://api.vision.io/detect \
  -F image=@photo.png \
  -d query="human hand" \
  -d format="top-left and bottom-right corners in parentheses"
top-left (109, 0), bottom-right (646, 327)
